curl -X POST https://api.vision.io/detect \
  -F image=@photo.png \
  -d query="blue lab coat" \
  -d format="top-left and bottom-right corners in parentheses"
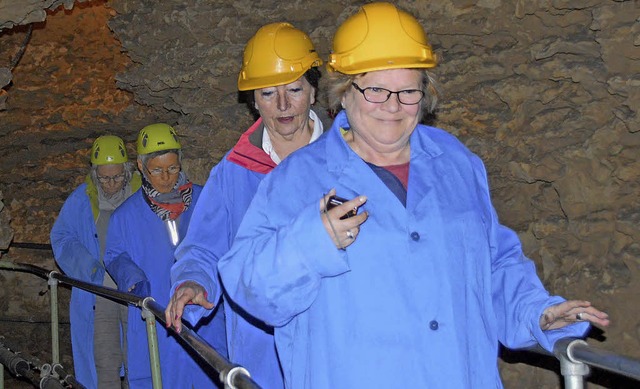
top-left (104, 186), bottom-right (226, 389)
top-left (50, 180), bottom-right (103, 388)
top-left (218, 110), bottom-right (591, 389)
top-left (171, 117), bottom-right (284, 389)
top-left (51, 174), bottom-right (141, 388)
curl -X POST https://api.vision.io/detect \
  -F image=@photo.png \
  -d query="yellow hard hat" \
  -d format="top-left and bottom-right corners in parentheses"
top-left (136, 123), bottom-right (182, 155)
top-left (327, 2), bottom-right (437, 74)
top-left (91, 135), bottom-right (128, 165)
top-left (237, 22), bottom-right (323, 91)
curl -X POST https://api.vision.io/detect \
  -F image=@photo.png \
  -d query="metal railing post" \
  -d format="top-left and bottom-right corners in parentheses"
top-left (142, 298), bottom-right (162, 389)
top-left (47, 272), bottom-right (60, 365)
top-left (1, 261), bottom-right (265, 389)
top-left (556, 339), bottom-right (590, 389)
top-left (223, 366), bottom-right (252, 389)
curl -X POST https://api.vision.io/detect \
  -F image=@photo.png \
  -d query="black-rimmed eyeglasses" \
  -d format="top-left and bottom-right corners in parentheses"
top-left (351, 82), bottom-right (424, 105)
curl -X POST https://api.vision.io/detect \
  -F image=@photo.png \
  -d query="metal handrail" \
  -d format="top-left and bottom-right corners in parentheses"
top-left (3, 260), bottom-right (640, 388)
top-left (142, 298), bottom-right (258, 389)
top-left (0, 260), bottom-right (140, 305)
top-left (0, 260), bottom-right (261, 389)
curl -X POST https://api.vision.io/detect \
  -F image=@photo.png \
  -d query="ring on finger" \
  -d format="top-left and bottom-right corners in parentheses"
top-left (346, 229), bottom-right (354, 240)
top-left (576, 313), bottom-right (583, 321)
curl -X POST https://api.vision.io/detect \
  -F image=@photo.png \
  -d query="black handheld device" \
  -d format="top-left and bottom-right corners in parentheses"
top-left (326, 195), bottom-right (358, 220)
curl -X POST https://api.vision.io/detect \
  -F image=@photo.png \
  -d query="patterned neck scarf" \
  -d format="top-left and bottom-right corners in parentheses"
top-left (141, 171), bottom-right (193, 221)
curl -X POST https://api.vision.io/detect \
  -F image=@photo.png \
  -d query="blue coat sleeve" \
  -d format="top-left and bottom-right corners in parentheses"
top-left (104, 206), bottom-right (149, 295)
top-left (479, 158), bottom-right (590, 352)
top-left (170, 164), bottom-right (231, 324)
top-left (50, 185), bottom-right (104, 283)
top-left (218, 179), bottom-right (350, 327)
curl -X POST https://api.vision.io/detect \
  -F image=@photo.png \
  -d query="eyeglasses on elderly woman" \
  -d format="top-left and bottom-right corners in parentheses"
top-left (97, 173), bottom-right (126, 184)
top-left (351, 82), bottom-right (424, 105)
top-left (145, 165), bottom-right (181, 177)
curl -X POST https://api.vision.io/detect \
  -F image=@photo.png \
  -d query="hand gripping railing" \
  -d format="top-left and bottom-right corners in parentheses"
top-left (4, 259), bottom-right (640, 388)
top-left (0, 260), bottom-right (261, 389)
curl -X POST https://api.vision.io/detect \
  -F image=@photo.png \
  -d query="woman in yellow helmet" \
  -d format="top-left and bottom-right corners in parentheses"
top-left (217, 3), bottom-right (609, 388)
top-left (164, 22), bottom-right (330, 389)
top-left (103, 124), bottom-right (225, 389)
top-left (51, 135), bottom-right (141, 388)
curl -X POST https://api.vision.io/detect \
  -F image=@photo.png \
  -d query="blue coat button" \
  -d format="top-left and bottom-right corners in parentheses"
top-left (429, 320), bottom-right (439, 330)
top-left (410, 231), bottom-right (420, 241)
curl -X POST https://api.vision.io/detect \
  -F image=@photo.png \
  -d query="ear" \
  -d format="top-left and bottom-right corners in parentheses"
top-left (253, 90), bottom-right (259, 111)
top-left (310, 87), bottom-right (316, 105)
top-left (137, 159), bottom-right (143, 173)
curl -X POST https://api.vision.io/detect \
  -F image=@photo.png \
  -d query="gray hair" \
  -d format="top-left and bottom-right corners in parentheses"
top-left (137, 149), bottom-right (183, 170)
top-left (326, 69), bottom-right (440, 121)
top-left (90, 161), bottom-right (135, 187)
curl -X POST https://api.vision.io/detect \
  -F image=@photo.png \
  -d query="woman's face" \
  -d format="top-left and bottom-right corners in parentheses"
top-left (254, 77), bottom-right (316, 138)
top-left (96, 164), bottom-right (126, 196)
top-left (138, 152), bottom-right (181, 194)
top-left (342, 68), bottom-right (423, 154)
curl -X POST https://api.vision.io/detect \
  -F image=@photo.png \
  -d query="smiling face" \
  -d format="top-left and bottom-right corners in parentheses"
top-left (253, 77), bottom-right (316, 140)
top-left (138, 152), bottom-right (181, 194)
top-left (342, 68), bottom-right (424, 161)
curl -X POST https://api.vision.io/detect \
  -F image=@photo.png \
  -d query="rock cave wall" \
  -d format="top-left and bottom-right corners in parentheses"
top-left (0, 0), bottom-right (638, 388)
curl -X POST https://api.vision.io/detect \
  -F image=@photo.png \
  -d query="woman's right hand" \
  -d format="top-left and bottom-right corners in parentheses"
top-left (164, 280), bottom-right (214, 333)
top-left (320, 189), bottom-right (368, 249)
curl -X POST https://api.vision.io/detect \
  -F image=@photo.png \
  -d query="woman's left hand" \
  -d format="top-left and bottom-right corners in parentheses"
top-left (320, 189), bottom-right (368, 249)
top-left (539, 300), bottom-right (610, 330)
